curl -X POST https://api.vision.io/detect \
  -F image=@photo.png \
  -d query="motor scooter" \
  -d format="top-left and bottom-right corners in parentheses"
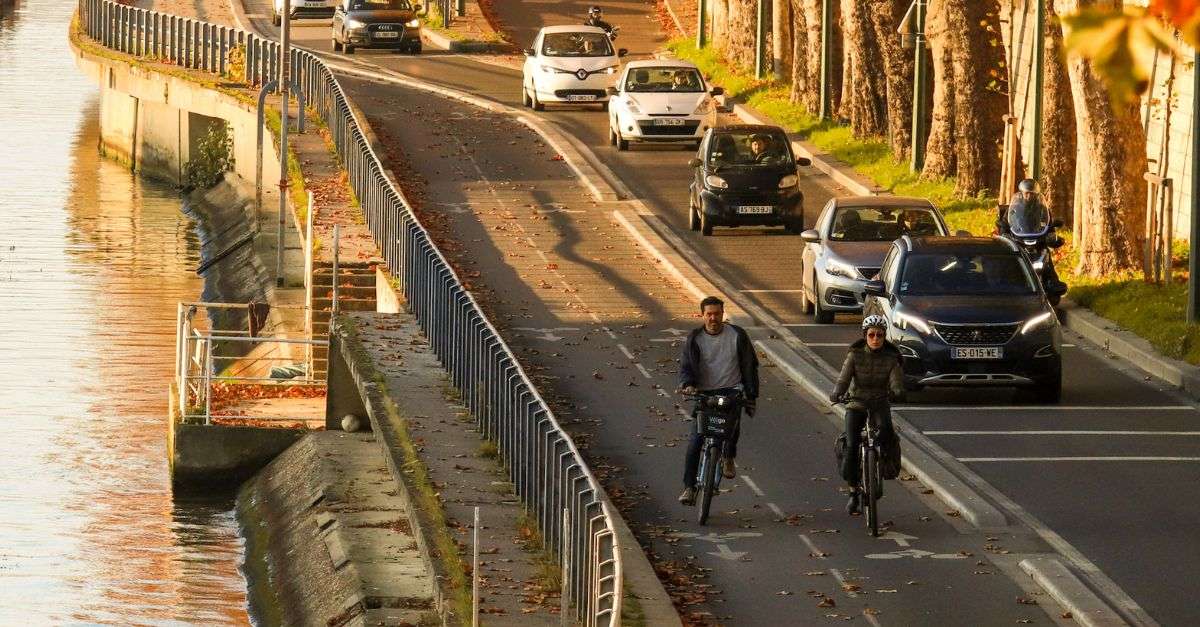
top-left (1000, 202), bottom-right (1068, 306)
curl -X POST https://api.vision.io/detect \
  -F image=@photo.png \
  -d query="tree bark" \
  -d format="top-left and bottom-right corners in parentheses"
top-left (866, 0), bottom-right (914, 161)
top-left (1057, 0), bottom-right (1146, 275)
top-left (1040, 3), bottom-right (1077, 227)
top-left (791, 0), bottom-right (840, 115)
top-left (922, 0), bottom-right (956, 179)
top-left (838, 0), bottom-right (887, 136)
top-left (724, 0), bottom-right (759, 71)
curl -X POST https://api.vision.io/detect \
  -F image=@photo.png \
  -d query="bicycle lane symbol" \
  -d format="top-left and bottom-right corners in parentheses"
top-left (670, 531), bottom-right (762, 561)
top-left (865, 532), bottom-right (967, 560)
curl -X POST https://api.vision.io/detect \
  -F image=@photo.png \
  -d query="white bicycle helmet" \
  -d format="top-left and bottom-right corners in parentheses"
top-left (861, 314), bottom-right (888, 331)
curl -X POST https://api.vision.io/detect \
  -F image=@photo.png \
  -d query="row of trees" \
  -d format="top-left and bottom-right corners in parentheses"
top-left (708, 0), bottom-right (1163, 276)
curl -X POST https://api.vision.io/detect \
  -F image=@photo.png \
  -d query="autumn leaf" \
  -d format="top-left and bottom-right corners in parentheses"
top-left (1062, 7), bottom-right (1179, 104)
top-left (1150, 0), bottom-right (1200, 42)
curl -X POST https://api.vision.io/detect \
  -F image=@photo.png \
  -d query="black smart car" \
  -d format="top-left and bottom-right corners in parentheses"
top-left (862, 236), bottom-right (1063, 402)
top-left (332, 0), bottom-right (422, 55)
top-left (687, 125), bottom-right (811, 236)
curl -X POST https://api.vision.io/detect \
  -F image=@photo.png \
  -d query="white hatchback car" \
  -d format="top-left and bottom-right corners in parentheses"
top-left (607, 60), bottom-right (721, 151)
top-left (522, 25), bottom-right (626, 110)
top-left (273, 0), bottom-right (336, 25)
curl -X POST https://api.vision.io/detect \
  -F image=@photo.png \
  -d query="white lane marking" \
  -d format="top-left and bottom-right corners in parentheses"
top-left (880, 532), bottom-right (917, 547)
top-left (902, 405), bottom-right (1194, 411)
top-left (678, 406), bottom-right (692, 419)
top-left (741, 289), bottom-right (805, 293)
top-left (802, 343), bottom-right (850, 347)
top-left (767, 502), bottom-right (786, 518)
top-left (708, 544), bottom-right (748, 561)
top-left (782, 323), bottom-right (835, 327)
top-left (829, 569), bottom-right (884, 627)
top-left (739, 474), bottom-right (765, 497)
top-left (588, 312), bottom-right (602, 323)
top-left (616, 343), bottom-right (635, 360)
top-left (960, 456), bottom-right (1200, 462)
top-left (928, 430), bottom-right (1200, 436)
top-left (659, 388), bottom-right (671, 398)
top-left (601, 325), bottom-right (618, 340)
top-left (635, 363), bottom-right (653, 379)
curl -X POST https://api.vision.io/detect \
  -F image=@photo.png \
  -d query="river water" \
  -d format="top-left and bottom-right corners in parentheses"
top-left (0, 0), bottom-right (250, 623)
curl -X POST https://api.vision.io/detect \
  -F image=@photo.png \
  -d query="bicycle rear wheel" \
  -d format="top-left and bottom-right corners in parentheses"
top-left (864, 447), bottom-right (880, 537)
top-left (697, 445), bottom-right (720, 525)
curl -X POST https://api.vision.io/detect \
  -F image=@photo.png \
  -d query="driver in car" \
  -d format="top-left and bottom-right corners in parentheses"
top-left (899, 209), bottom-right (935, 236)
top-left (672, 70), bottom-right (696, 91)
top-left (748, 133), bottom-right (782, 164)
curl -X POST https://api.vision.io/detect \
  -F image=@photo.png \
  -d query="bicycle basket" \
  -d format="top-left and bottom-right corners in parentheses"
top-left (698, 410), bottom-right (737, 438)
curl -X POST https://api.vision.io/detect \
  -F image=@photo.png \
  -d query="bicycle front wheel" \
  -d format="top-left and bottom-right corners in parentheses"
top-left (864, 447), bottom-right (880, 537)
top-left (697, 445), bottom-right (720, 525)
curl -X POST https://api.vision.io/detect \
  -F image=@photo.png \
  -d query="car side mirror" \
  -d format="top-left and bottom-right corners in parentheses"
top-left (1051, 218), bottom-right (1064, 229)
top-left (606, 86), bottom-right (618, 96)
top-left (800, 229), bottom-right (821, 243)
top-left (955, 230), bottom-right (972, 237)
top-left (710, 86), bottom-right (724, 96)
top-left (618, 48), bottom-right (628, 57)
top-left (863, 280), bottom-right (887, 297)
top-left (523, 47), bottom-right (535, 56)
top-left (796, 157), bottom-right (811, 166)
top-left (688, 158), bottom-right (703, 168)
top-left (1047, 282), bottom-right (1068, 297)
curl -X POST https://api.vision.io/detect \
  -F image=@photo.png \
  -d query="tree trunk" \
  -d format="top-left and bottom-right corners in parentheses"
top-left (724, 0), bottom-right (759, 71)
top-left (789, 0), bottom-right (816, 110)
top-left (776, 0), bottom-right (793, 80)
top-left (866, 0), bottom-right (914, 161)
top-left (1057, 0), bottom-right (1146, 275)
top-left (1040, 3), bottom-right (1077, 227)
top-left (838, 0), bottom-right (887, 137)
top-left (922, 0), bottom-right (956, 179)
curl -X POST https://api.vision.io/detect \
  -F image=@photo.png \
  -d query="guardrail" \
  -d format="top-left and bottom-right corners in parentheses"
top-left (77, 1), bottom-right (623, 622)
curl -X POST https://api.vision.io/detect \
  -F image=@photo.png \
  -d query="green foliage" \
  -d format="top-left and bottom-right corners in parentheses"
top-left (184, 122), bottom-right (234, 189)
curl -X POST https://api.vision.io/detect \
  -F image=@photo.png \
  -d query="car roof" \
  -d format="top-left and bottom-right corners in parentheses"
top-left (624, 59), bottom-right (699, 69)
top-left (834, 195), bottom-right (935, 209)
top-left (901, 236), bottom-right (1019, 254)
top-left (711, 124), bottom-right (786, 134)
top-left (540, 25), bottom-right (608, 35)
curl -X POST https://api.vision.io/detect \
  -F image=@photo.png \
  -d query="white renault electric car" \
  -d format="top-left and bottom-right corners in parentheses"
top-left (522, 25), bottom-right (626, 111)
top-left (607, 60), bottom-right (721, 151)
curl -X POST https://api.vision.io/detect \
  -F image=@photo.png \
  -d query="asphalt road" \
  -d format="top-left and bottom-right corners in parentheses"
top-left (237, 1), bottom-right (1200, 623)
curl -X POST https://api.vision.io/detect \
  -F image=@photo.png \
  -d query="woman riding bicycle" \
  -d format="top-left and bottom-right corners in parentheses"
top-left (829, 315), bottom-right (904, 515)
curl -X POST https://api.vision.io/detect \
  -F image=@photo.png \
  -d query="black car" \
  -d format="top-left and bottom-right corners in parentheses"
top-left (332, 0), bottom-right (422, 55)
top-left (862, 236), bottom-right (1063, 402)
top-left (687, 125), bottom-right (811, 236)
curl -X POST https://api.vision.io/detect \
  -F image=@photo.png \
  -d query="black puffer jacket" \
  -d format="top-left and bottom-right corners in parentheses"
top-left (832, 339), bottom-right (904, 406)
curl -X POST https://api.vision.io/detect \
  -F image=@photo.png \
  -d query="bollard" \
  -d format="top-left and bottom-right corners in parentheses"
top-left (331, 224), bottom-right (341, 316)
top-left (472, 506), bottom-right (480, 627)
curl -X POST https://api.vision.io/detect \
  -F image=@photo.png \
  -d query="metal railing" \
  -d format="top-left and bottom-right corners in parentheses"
top-left (78, 2), bottom-right (623, 622)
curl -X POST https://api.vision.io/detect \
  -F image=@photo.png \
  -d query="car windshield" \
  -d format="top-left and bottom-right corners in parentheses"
top-left (542, 32), bottom-right (614, 57)
top-left (828, 206), bottom-right (945, 241)
top-left (624, 67), bottom-right (704, 92)
top-left (898, 253), bottom-right (1037, 295)
top-left (350, 0), bottom-right (411, 9)
top-left (706, 130), bottom-right (792, 167)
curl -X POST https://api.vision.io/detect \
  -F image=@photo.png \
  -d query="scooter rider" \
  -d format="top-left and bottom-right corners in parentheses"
top-left (677, 296), bottom-right (759, 505)
top-left (999, 178), bottom-right (1063, 289)
top-left (585, 5), bottom-right (616, 38)
top-left (829, 315), bottom-right (903, 515)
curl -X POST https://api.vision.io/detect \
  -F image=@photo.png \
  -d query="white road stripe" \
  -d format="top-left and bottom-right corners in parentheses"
top-left (798, 533), bottom-right (825, 558)
top-left (616, 343), bottom-right (635, 360)
top-left (803, 342), bottom-right (850, 347)
top-left (902, 405), bottom-right (1194, 411)
top-left (767, 502), bottom-right (786, 518)
top-left (928, 430), bottom-right (1200, 436)
top-left (960, 456), bottom-right (1200, 462)
top-left (741, 289), bottom-right (805, 293)
top-left (739, 474), bottom-right (766, 497)
top-left (782, 323), bottom-right (836, 327)
top-left (799, 535), bottom-right (881, 626)
top-left (635, 363), bottom-right (653, 379)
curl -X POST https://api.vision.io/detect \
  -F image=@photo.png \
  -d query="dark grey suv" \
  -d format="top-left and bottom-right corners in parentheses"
top-left (331, 0), bottom-right (422, 54)
top-left (862, 236), bottom-right (1063, 402)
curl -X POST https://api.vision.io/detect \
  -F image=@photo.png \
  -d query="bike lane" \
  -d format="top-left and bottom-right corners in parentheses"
top-left (335, 72), bottom-right (1068, 625)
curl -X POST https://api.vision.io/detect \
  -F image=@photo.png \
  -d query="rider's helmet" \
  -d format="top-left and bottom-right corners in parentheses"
top-left (1017, 178), bottom-right (1039, 202)
top-left (588, 5), bottom-right (602, 16)
top-left (861, 315), bottom-right (888, 332)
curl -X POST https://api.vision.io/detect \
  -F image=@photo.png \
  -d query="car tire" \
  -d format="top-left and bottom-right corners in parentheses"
top-left (688, 205), bottom-right (700, 231)
top-left (608, 124), bottom-right (617, 146)
top-left (700, 211), bottom-right (713, 236)
top-left (616, 129), bottom-right (629, 151)
top-left (332, 37), bottom-right (342, 52)
top-left (345, 44), bottom-right (355, 54)
top-left (522, 85), bottom-right (532, 108)
top-left (786, 218), bottom-right (803, 235)
top-left (600, 100), bottom-right (609, 112)
top-left (812, 275), bottom-right (834, 323)
top-left (410, 43), bottom-right (422, 54)
top-left (800, 270), bottom-right (815, 314)
top-left (531, 88), bottom-right (545, 111)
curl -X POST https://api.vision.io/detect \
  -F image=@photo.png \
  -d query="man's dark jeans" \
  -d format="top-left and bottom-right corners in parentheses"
top-left (841, 403), bottom-right (895, 486)
top-left (682, 388), bottom-right (742, 488)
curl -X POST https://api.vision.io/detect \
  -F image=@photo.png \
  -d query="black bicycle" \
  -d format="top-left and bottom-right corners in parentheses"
top-left (686, 390), bottom-right (742, 525)
top-left (835, 396), bottom-right (884, 537)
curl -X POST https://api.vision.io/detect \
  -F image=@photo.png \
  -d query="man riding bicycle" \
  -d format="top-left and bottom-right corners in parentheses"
top-left (677, 296), bottom-right (759, 505)
top-left (830, 315), bottom-right (903, 515)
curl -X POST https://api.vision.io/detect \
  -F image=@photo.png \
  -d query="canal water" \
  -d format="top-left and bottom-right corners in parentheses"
top-left (0, 0), bottom-right (250, 623)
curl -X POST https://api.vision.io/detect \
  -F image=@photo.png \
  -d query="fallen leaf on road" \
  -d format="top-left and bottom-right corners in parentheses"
top-left (1016, 597), bottom-right (1038, 605)
top-left (817, 597), bottom-right (836, 608)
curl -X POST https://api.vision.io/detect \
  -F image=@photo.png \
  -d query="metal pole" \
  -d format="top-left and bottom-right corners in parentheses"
top-left (696, 0), bottom-right (707, 48)
top-left (1188, 47), bottom-right (1200, 322)
top-left (277, 0), bottom-right (291, 288)
top-left (442, 0), bottom-right (450, 29)
top-left (332, 224), bottom-right (341, 316)
top-left (755, 0), bottom-right (768, 79)
top-left (909, 0), bottom-right (928, 172)
top-left (456, 0), bottom-right (465, 18)
top-left (1031, 0), bottom-right (1045, 180)
top-left (472, 506), bottom-right (480, 627)
top-left (818, 0), bottom-right (832, 119)
top-left (255, 80), bottom-right (277, 222)
top-left (560, 508), bottom-right (571, 626)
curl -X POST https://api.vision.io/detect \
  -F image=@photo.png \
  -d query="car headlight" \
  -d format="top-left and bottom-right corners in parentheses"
top-left (778, 174), bottom-right (799, 188)
top-left (345, 18), bottom-right (365, 29)
top-left (824, 258), bottom-right (856, 279)
top-left (1032, 260), bottom-right (1045, 271)
top-left (604, 65), bottom-right (618, 74)
top-left (406, 18), bottom-right (420, 27)
top-left (625, 98), bottom-right (641, 114)
top-left (692, 97), bottom-right (713, 115)
top-left (705, 174), bottom-right (728, 189)
top-left (893, 311), bottom-right (931, 335)
top-left (1021, 311), bottom-right (1056, 335)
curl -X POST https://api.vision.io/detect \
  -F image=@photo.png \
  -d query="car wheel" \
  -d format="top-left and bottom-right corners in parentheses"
top-left (616, 129), bottom-right (629, 151)
top-left (688, 205), bottom-right (700, 231)
top-left (600, 100), bottom-right (609, 112)
top-left (700, 211), bottom-right (713, 236)
top-left (410, 43), bottom-right (422, 54)
top-left (332, 37), bottom-right (342, 52)
top-left (345, 44), bottom-right (355, 54)
top-left (522, 85), bottom-right (532, 108)
top-left (812, 274), bottom-right (834, 323)
top-left (531, 88), bottom-right (545, 111)
top-left (800, 268), bottom-right (815, 314)
top-left (608, 124), bottom-right (617, 146)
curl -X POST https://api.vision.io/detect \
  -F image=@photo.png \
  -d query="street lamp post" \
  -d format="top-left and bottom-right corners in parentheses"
top-left (697, 0), bottom-right (707, 48)
top-left (755, 0), bottom-right (768, 79)
top-left (1187, 47), bottom-right (1200, 323)
top-left (908, 0), bottom-right (928, 172)
top-left (277, 0), bottom-right (290, 288)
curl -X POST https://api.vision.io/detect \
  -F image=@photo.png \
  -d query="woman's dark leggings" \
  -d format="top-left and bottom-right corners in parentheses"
top-left (841, 404), bottom-right (895, 486)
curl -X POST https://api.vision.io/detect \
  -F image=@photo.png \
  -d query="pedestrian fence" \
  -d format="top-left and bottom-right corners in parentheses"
top-left (79, 1), bottom-right (623, 623)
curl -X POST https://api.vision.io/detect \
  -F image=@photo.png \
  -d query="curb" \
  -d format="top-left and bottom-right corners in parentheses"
top-left (1020, 557), bottom-right (1130, 627)
top-left (421, 26), bottom-right (499, 53)
top-left (753, 338), bottom-right (1008, 528)
top-left (1058, 300), bottom-right (1200, 401)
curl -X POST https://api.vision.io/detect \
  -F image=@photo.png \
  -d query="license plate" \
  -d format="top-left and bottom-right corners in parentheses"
top-left (654, 118), bottom-right (686, 126)
top-left (373, 31), bottom-right (399, 38)
top-left (737, 205), bottom-right (774, 214)
top-left (566, 94), bottom-right (596, 101)
top-left (952, 346), bottom-right (1003, 359)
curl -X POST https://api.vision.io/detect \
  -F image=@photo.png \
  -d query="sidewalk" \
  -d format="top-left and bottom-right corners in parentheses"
top-left (420, 0), bottom-right (513, 53)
